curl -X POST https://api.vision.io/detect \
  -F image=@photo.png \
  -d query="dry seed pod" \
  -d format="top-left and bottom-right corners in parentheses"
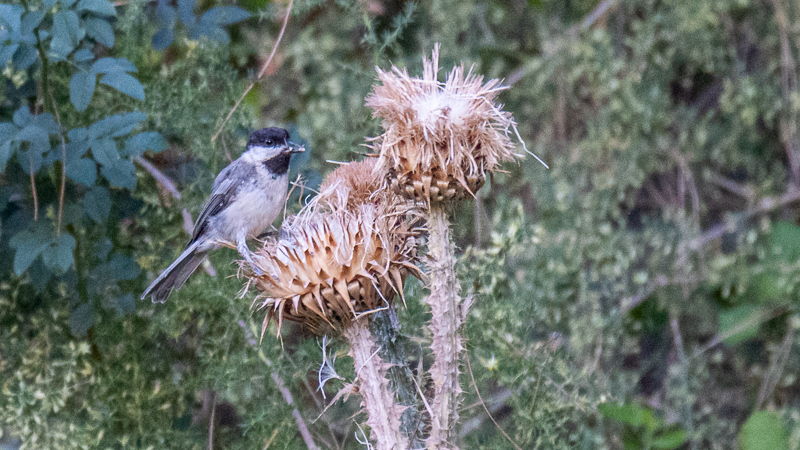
top-left (366, 45), bottom-right (519, 205)
top-left (247, 159), bottom-right (419, 336)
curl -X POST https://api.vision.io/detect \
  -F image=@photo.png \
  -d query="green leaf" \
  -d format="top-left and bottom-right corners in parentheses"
top-left (0, 44), bottom-right (19, 66)
top-left (739, 411), bottom-right (789, 450)
top-left (84, 17), bottom-right (114, 47)
top-left (83, 186), bottom-right (110, 223)
top-left (76, 0), bottom-right (116, 16)
top-left (68, 127), bottom-right (88, 142)
top-left (0, 122), bottom-right (18, 142)
top-left (68, 303), bottom-right (94, 336)
top-left (73, 48), bottom-right (94, 62)
top-left (598, 402), bottom-right (645, 427)
top-left (41, 233), bottom-right (76, 273)
top-left (124, 132), bottom-right (167, 157)
top-left (652, 429), bottom-right (687, 449)
top-left (199, 6), bottom-right (249, 26)
top-left (108, 254), bottom-right (140, 280)
top-left (100, 158), bottom-right (136, 189)
top-left (15, 124), bottom-right (51, 172)
top-left (769, 221), bottom-right (800, 261)
top-left (177, 0), bottom-right (196, 27)
top-left (20, 11), bottom-right (44, 43)
top-left (91, 138), bottom-right (118, 167)
top-left (31, 113), bottom-right (59, 134)
top-left (12, 105), bottom-right (32, 127)
top-left (90, 57), bottom-right (136, 73)
top-left (718, 304), bottom-right (766, 345)
top-left (9, 228), bottom-right (53, 275)
top-left (88, 112), bottom-right (146, 139)
top-left (108, 292), bottom-right (135, 315)
top-left (99, 72), bottom-right (145, 100)
top-left (151, 27), bottom-right (173, 50)
top-left (0, 5), bottom-right (22, 33)
top-left (69, 72), bottom-right (96, 112)
top-left (0, 139), bottom-right (13, 172)
top-left (66, 157), bottom-right (97, 186)
top-left (12, 43), bottom-right (38, 69)
top-left (49, 11), bottom-right (84, 58)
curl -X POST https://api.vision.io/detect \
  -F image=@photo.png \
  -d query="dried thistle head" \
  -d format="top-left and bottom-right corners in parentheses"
top-left (366, 45), bottom-right (525, 204)
top-left (313, 158), bottom-right (384, 212)
top-left (247, 159), bottom-right (419, 337)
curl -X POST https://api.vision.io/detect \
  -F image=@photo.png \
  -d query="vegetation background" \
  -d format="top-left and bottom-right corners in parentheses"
top-left (1, 0), bottom-right (799, 448)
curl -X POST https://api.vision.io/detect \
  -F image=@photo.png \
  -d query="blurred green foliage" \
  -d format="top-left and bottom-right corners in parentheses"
top-left (2, 0), bottom-right (800, 448)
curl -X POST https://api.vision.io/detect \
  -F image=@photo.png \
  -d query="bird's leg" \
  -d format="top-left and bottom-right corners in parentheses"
top-left (237, 238), bottom-right (263, 276)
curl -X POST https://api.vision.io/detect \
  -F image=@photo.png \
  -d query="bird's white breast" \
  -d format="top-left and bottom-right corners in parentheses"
top-left (211, 171), bottom-right (288, 242)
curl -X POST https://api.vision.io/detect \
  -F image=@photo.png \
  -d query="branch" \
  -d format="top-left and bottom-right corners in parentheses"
top-left (465, 353), bottom-right (521, 450)
top-left (241, 320), bottom-right (320, 450)
top-left (135, 157), bottom-right (182, 200)
top-left (686, 189), bottom-right (800, 252)
top-left (507, 0), bottom-right (619, 85)
top-left (211, 0), bottom-right (294, 142)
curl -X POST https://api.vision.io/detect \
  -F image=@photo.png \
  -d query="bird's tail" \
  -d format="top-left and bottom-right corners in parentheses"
top-left (141, 241), bottom-right (208, 303)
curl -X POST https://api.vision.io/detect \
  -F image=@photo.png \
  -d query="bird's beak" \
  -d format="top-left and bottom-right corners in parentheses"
top-left (286, 140), bottom-right (305, 154)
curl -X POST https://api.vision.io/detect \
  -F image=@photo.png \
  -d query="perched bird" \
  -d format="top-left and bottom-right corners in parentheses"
top-left (142, 127), bottom-right (304, 303)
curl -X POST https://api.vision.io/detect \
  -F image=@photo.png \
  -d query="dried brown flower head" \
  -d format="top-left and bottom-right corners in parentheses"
top-left (366, 45), bottom-right (526, 204)
top-left (248, 159), bottom-right (419, 336)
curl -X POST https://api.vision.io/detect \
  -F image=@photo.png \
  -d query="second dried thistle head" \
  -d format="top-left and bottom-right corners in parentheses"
top-left (247, 159), bottom-right (420, 337)
top-left (366, 45), bottom-right (523, 205)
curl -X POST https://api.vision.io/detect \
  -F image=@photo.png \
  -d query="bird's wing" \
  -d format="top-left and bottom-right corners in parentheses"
top-left (190, 160), bottom-right (254, 243)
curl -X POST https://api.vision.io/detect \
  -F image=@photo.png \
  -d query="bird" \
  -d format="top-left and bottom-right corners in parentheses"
top-left (142, 127), bottom-right (304, 303)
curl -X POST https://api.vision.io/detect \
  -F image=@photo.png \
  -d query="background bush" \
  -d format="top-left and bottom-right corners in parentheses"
top-left (2, 0), bottom-right (800, 448)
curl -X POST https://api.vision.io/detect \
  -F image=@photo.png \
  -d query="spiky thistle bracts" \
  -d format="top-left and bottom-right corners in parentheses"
top-left (366, 45), bottom-right (521, 204)
top-left (248, 158), bottom-right (420, 336)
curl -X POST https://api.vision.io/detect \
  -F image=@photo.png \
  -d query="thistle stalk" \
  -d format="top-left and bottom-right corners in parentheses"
top-left (344, 319), bottom-right (408, 450)
top-left (425, 206), bottom-right (462, 449)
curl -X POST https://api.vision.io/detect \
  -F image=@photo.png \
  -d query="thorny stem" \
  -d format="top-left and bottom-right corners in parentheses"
top-left (425, 207), bottom-right (463, 450)
top-left (345, 318), bottom-right (407, 450)
top-left (370, 308), bottom-right (423, 447)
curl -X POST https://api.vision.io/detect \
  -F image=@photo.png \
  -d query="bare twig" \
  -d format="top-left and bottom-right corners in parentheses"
top-left (670, 149), bottom-right (700, 229)
top-left (270, 370), bottom-right (320, 450)
top-left (465, 353), bottom-right (521, 450)
top-left (768, 0), bottom-right (800, 187)
top-left (29, 157), bottom-right (38, 221)
top-left (706, 171), bottom-right (755, 200)
top-left (692, 308), bottom-right (786, 358)
top-left (262, 427), bottom-right (280, 450)
top-left (686, 189), bottom-right (800, 251)
top-left (241, 320), bottom-right (320, 450)
top-left (211, 0), bottom-right (294, 142)
top-left (208, 390), bottom-right (216, 450)
top-left (756, 319), bottom-right (794, 409)
top-left (135, 157), bottom-right (182, 200)
top-left (49, 95), bottom-right (67, 236)
top-left (507, 0), bottom-right (619, 85)
top-left (670, 317), bottom-right (696, 450)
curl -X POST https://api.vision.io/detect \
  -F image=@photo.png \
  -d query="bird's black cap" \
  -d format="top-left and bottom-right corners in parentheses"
top-left (248, 127), bottom-right (290, 147)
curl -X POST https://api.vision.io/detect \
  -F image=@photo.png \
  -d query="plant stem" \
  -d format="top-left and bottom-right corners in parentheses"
top-left (425, 206), bottom-right (463, 450)
top-left (21, 0), bottom-right (54, 114)
top-left (345, 318), bottom-right (407, 450)
top-left (370, 308), bottom-right (423, 447)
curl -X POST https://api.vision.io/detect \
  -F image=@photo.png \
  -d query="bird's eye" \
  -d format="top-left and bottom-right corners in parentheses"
top-left (265, 139), bottom-right (274, 146)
